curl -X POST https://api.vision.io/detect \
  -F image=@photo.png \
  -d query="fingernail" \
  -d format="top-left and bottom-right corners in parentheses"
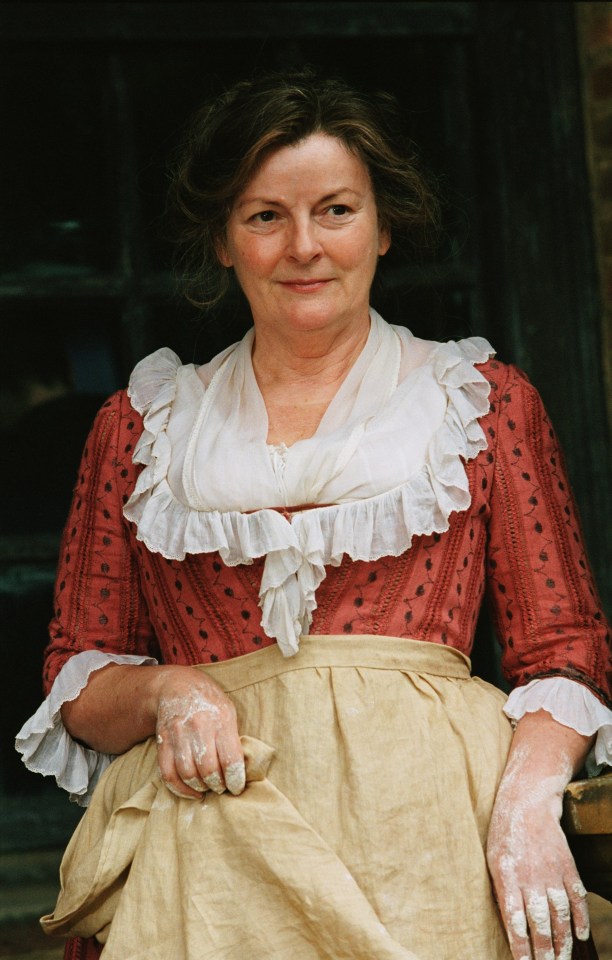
top-left (183, 777), bottom-right (206, 792)
top-left (225, 761), bottom-right (246, 795)
top-left (203, 771), bottom-right (225, 795)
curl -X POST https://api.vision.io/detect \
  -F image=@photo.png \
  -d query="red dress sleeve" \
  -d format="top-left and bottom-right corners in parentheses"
top-left (42, 390), bottom-right (160, 694)
top-left (485, 364), bottom-right (612, 707)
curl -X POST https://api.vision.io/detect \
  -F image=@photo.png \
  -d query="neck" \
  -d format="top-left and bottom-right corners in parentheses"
top-left (251, 315), bottom-right (371, 391)
top-left (251, 314), bottom-right (371, 446)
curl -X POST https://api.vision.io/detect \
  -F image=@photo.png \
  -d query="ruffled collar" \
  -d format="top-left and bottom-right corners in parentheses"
top-left (124, 311), bottom-right (494, 655)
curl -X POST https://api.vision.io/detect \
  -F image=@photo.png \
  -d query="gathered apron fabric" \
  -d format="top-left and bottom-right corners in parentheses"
top-left (43, 636), bottom-right (514, 960)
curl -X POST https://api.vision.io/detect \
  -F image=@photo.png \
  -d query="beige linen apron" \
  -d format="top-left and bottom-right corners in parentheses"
top-left (42, 636), bottom-right (514, 960)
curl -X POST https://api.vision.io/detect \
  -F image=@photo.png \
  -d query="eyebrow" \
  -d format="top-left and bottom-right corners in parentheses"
top-left (236, 188), bottom-right (361, 210)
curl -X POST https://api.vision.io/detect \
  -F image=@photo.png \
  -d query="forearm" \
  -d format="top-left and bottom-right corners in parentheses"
top-left (60, 662), bottom-right (167, 754)
top-left (498, 709), bottom-right (594, 808)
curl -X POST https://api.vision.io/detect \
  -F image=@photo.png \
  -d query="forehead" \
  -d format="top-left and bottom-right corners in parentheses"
top-left (238, 133), bottom-right (372, 200)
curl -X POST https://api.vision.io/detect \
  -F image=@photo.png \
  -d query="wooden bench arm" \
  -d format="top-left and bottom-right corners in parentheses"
top-left (562, 771), bottom-right (612, 903)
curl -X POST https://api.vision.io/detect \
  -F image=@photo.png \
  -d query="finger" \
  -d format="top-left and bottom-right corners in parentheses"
top-left (175, 733), bottom-right (224, 795)
top-left (203, 771), bottom-right (226, 794)
top-left (215, 730), bottom-right (246, 796)
top-left (156, 732), bottom-right (205, 800)
top-left (190, 736), bottom-right (227, 794)
top-left (547, 887), bottom-right (572, 960)
top-left (506, 905), bottom-right (532, 960)
top-left (525, 891), bottom-right (553, 960)
top-left (167, 712), bottom-right (226, 794)
top-left (567, 876), bottom-right (590, 943)
top-left (184, 731), bottom-right (214, 785)
top-left (496, 882), bottom-right (532, 960)
top-left (223, 759), bottom-right (247, 795)
top-left (174, 746), bottom-right (208, 793)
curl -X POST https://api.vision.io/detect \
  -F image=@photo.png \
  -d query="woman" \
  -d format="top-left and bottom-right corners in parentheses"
top-left (17, 71), bottom-right (611, 960)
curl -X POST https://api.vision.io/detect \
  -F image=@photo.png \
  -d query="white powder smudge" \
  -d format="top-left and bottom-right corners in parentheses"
top-left (548, 887), bottom-right (570, 921)
top-left (183, 776), bottom-right (206, 792)
top-left (494, 745), bottom-right (573, 818)
top-left (575, 923), bottom-right (590, 942)
top-left (175, 748), bottom-right (194, 770)
top-left (160, 693), bottom-right (221, 725)
top-left (572, 880), bottom-right (590, 940)
top-left (509, 909), bottom-right (527, 939)
top-left (526, 893), bottom-right (551, 936)
top-left (203, 771), bottom-right (225, 794)
top-left (224, 760), bottom-right (246, 796)
top-left (557, 932), bottom-right (573, 960)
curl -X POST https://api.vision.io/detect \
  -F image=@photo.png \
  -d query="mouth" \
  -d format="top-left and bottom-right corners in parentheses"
top-left (278, 279), bottom-right (331, 293)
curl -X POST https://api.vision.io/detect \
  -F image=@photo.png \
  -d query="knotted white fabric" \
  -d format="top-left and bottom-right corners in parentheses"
top-left (124, 311), bottom-right (494, 656)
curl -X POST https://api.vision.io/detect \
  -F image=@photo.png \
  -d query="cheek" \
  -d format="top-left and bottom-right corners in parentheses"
top-left (336, 228), bottom-right (383, 271)
top-left (233, 240), bottom-right (277, 280)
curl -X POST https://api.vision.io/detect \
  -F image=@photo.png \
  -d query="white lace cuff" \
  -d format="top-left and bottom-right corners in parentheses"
top-left (504, 677), bottom-right (612, 777)
top-left (15, 651), bottom-right (157, 806)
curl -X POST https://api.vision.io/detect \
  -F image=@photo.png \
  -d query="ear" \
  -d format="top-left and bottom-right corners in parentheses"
top-left (378, 227), bottom-right (391, 257)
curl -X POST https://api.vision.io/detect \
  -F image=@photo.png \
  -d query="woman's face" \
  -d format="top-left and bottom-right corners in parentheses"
top-left (218, 133), bottom-right (390, 340)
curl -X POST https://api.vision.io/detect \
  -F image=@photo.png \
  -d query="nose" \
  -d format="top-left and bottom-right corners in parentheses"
top-left (286, 217), bottom-right (322, 262)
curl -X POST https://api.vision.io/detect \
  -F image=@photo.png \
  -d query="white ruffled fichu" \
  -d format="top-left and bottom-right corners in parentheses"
top-left (124, 311), bottom-right (494, 656)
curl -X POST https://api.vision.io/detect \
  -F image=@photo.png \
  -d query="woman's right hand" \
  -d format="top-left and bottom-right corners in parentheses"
top-left (153, 666), bottom-right (245, 799)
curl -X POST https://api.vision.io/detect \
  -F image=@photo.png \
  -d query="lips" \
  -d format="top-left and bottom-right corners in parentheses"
top-left (278, 278), bottom-right (331, 292)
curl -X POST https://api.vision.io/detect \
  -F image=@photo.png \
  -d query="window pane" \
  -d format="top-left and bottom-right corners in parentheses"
top-left (0, 43), bottom-right (117, 278)
top-left (0, 300), bottom-right (124, 535)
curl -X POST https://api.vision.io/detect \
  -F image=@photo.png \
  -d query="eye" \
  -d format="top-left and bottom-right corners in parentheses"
top-left (252, 210), bottom-right (277, 223)
top-left (328, 204), bottom-right (350, 217)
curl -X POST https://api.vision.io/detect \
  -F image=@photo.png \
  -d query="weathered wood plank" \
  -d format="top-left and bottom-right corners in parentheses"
top-left (563, 772), bottom-right (612, 836)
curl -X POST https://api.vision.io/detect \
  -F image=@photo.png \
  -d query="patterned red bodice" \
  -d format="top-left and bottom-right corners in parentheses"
top-left (41, 359), bottom-right (611, 707)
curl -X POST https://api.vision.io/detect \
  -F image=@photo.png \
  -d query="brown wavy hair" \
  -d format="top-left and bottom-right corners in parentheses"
top-left (169, 68), bottom-right (441, 309)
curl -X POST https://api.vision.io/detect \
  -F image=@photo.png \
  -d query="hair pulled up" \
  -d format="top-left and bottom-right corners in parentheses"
top-left (169, 68), bottom-right (441, 309)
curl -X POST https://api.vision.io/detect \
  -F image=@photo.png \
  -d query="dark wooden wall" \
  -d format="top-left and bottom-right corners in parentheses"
top-left (0, 0), bottom-right (609, 850)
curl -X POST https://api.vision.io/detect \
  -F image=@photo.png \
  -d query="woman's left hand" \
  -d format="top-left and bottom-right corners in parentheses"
top-left (486, 710), bottom-right (593, 960)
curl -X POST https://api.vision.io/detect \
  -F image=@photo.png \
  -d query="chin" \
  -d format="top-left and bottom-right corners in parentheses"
top-left (282, 302), bottom-right (364, 334)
